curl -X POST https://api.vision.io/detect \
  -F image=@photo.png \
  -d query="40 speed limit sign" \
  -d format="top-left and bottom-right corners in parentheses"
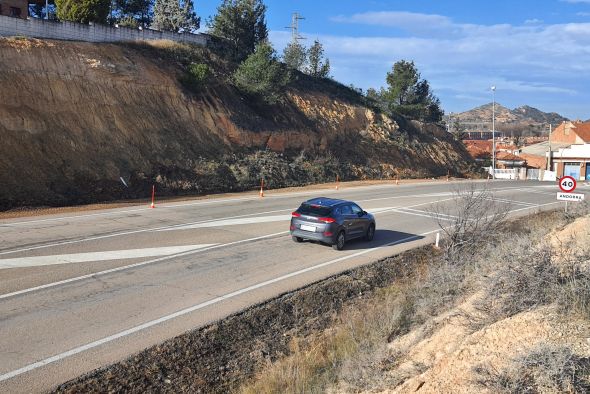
top-left (559, 176), bottom-right (577, 193)
top-left (557, 175), bottom-right (584, 203)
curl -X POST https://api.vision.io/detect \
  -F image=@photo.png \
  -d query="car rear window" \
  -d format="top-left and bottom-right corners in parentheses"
top-left (298, 203), bottom-right (332, 217)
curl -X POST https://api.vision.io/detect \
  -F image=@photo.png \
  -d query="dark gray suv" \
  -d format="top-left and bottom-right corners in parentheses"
top-left (290, 197), bottom-right (376, 250)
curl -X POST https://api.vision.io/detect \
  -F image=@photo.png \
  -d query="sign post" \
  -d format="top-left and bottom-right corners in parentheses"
top-left (557, 176), bottom-right (585, 212)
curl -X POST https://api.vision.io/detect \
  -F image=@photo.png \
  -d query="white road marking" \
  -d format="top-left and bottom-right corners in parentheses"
top-left (0, 190), bottom-right (556, 296)
top-left (0, 182), bottom-right (551, 227)
top-left (0, 245), bottom-right (217, 269)
top-left (0, 231), bottom-right (289, 300)
top-left (0, 228), bottom-right (437, 383)
top-left (157, 215), bottom-right (291, 231)
top-left (0, 208), bottom-right (292, 256)
top-left (0, 184), bottom-right (553, 256)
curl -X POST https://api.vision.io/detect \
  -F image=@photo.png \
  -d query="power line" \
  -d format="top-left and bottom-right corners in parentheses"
top-left (285, 12), bottom-right (305, 42)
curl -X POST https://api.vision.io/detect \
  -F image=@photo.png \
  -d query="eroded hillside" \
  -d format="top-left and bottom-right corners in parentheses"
top-left (0, 37), bottom-right (472, 209)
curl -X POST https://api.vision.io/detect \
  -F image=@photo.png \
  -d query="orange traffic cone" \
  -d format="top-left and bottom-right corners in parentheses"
top-left (335, 175), bottom-right (339, 190)
top-left (259, 179), bottom-right (264, 198)
top-left (150, 185), bottom-right (156, 208)
top-left (395, 176), bottom-right (399, 185)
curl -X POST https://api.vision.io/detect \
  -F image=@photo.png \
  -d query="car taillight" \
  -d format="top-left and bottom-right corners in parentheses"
top-left (292, 212), bottom-right (301, 218)
top-left (319, 217), bottom-right (335, 223)
top-left (324, 231), bottom-right (333, 236)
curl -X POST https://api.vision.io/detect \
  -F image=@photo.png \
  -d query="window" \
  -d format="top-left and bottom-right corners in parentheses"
top-left (341, 205), bottom-right (352, 215)
top-left (10, 7), bottom-right (22, 18)
top-left (298, 204), bottom-right (332, 217)
top-left (351, 204), bottom-right (363, 215)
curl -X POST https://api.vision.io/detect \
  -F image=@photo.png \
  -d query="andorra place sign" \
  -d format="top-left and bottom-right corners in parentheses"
top-left (557, 192), bottom-right (585, 201)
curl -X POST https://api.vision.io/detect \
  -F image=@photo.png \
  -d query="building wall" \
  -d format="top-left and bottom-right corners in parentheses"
top-left (0, 14), bottom-right (209, 46)
top-left (0, 0), bottom-right (28, 19)
top-left (550, 121), bottom-right (584, 144)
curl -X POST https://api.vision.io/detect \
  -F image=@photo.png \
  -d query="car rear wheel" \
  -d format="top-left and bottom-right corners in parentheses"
top-left (332, 231), bottom-right (345, 250)
top-left (292, 236), bottom-right (303, 243)
top-left (364, 224), bottom-right (375, 241)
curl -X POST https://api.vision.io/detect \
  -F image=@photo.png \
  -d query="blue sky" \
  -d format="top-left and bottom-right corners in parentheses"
top-left (198, 1), bottom-right (590, 119)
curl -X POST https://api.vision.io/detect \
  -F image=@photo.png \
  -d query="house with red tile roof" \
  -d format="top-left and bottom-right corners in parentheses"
top-left (550, 121), bottom-right (590, 144)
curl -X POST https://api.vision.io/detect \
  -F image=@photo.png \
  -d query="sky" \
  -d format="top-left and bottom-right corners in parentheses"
top-left (197, 0), bottom-right (590, 119)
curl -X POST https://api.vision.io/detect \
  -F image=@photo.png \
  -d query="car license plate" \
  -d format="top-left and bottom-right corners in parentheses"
top-left (300, 224), bottom-right (316, 232)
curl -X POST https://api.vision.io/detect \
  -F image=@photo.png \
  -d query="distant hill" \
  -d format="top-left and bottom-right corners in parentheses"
top-left (453, 103), bottom-right (568, 129)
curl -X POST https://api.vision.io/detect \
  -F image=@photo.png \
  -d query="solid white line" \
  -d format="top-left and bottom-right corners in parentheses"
top-left (0, 229), bottom-right (436, 383)
top-left (0, 231), bottom-right (288, 300)
top-left (0, 182), bottom-right (549, 227)
top-left (0, 245), bottom-right (217, 269)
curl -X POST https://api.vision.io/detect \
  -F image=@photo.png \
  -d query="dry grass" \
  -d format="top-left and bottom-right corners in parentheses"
top-left (474, 344), bottom-right (590, 393)
top-left (238, 199), bottom-right (590, 394)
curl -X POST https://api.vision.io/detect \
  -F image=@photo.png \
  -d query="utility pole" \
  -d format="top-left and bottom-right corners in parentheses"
top-left (285, 12), bottom-right (305, 42)
top-left (547, 123), bottom-right (553, 171)
top-left (491, 86), bottom-right (496, 180)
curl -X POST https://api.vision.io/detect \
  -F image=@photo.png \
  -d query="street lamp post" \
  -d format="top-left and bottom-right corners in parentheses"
top-left (491, 86), bottom-right (496, 179)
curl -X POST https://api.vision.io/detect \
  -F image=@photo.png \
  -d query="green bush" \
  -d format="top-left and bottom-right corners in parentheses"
top-left (180, 63), bottom-right (211, 92)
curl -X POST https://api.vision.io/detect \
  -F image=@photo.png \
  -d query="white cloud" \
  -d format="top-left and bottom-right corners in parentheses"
top-left (330, 11), bottom-right (452, 35)
top-left (270, 14), bottom-right (590, 118)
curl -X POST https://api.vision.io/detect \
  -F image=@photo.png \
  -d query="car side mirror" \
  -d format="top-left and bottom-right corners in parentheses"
top-left (357, 211), bottom-right (364, 217)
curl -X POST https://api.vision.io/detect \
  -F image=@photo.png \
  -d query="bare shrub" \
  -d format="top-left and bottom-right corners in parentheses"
top-left (563, 200), bottom-right (590, 222)
top-left (555, 260), bottom-right (590, 320)
top-left (430, 182), bottom-right (510, 263)
top-left (474, 344), bottom-right (590, 393)
top-left (472, 239), bottom-right (558, 325)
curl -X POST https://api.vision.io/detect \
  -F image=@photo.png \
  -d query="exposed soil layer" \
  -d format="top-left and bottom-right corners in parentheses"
top-left (53, 247), bottom-right (432, 393)
top-left (0, 37), bottom-right (472, 211)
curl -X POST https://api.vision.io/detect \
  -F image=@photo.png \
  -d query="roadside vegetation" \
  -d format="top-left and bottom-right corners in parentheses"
top-left (240, 187), bottom-right (590, 393)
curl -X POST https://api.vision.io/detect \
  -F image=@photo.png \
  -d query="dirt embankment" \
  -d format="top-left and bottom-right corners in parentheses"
top-left (0, 38), bottom-right (472, 210)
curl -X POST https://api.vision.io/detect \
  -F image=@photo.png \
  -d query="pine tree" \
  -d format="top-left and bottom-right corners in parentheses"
top-left (233, 42), bottom-right (291, 104)
top-left (116, 0), bottom-right (154, 27)
top-left (306, 39), bottom-right (330, 78)
top-left (152, 0), bottom-right (199, 32)
top-left (282, 40), bottom-right (306, 71)
top-left (384, 60), bottom-right (444, 122)
top-left (208, 0), bottom-right (268, 61)
top-left (55, 0), bottom-right (111, 24)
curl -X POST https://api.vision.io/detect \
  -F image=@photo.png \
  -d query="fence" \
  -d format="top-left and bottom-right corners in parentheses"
top-left (0, 15), bottom-right (209, 46)
top-left (486, 167), bottom-right (557, 181)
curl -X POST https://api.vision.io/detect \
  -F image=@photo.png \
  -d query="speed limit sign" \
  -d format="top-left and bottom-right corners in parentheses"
top-left (559, 176), bottom-right (577, 193)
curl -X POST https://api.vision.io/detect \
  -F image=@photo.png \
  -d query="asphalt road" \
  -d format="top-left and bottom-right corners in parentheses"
top-left (0, 180), bottom-right (580, 393)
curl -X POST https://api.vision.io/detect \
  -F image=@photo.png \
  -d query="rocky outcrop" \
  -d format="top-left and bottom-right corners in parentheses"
top-left (0, 38), bottom-right (472, 209)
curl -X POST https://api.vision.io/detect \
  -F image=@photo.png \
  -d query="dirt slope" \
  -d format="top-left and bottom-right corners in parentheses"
top-left (0, 38), bottom-right (472, 210)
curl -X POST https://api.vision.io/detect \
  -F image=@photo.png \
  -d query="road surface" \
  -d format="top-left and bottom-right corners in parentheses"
top-left (0, 180), bottom-right (577, 392)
